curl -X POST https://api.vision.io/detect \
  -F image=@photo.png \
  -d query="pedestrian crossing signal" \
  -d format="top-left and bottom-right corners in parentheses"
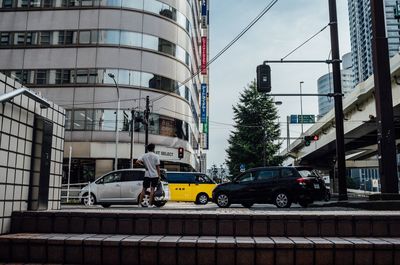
top-left (256, 64), bottom-right (271, 93)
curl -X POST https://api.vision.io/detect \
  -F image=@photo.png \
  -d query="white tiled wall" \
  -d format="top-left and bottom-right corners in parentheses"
top-left (0, 73), bottom-right (65, 234)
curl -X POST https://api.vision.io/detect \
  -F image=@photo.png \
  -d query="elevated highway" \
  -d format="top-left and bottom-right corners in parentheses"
top-left (282, 54), bottom-right (400, 169)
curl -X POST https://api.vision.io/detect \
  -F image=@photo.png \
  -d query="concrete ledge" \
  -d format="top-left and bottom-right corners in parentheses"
top-left (1, 233), bottom-right (399, 265)
top-left (10, 211), bottom-right (400, 237)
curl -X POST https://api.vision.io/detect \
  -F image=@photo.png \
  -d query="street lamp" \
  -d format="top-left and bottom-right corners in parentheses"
top-left (108, 73), bottom-right (120, 171)
top-left (299, 81), bottom-right (304, 135)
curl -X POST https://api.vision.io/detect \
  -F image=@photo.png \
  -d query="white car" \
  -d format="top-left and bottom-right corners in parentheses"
top-left (79, 169), bottom-right (169, 207)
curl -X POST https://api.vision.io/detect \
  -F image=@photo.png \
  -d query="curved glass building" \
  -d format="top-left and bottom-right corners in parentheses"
top-left (318, 53), bottom-right (354, 118)
top-left (0, 0), bottom-right (207, 182)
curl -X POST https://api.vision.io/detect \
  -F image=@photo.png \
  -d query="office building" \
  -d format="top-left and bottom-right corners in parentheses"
top-left (0, 0), bottom-right (209, 182)
top-left (317, 53), bottom-right (354, 117)
top-left (348, 0), bottom-right (400, 84)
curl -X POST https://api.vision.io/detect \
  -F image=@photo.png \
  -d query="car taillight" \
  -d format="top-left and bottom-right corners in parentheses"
top-left (296, 177), bottom-right (309, 185)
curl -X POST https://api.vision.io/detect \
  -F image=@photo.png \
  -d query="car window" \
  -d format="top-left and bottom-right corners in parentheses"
top-left (257, 169), bottom-right (279, 181)
top-left (195, 175), bottom-right (207, 183)
top-left (237, 172), bottom-right (255, 183)
top-left (167, 173), bottom-right (195, 183)
top-left (298, 169), bottom-right (318, 177)
top-left (103, 172), bottom-right (121, 184)
top-left (203, 174), bottom-right (215, 183)
top-left (121, 171), bottom-right (144, 182)
top-left (281, 168), bottom-right (295, 178)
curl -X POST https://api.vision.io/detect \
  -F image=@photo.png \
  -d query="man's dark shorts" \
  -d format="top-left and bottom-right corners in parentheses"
top-left (143, 177), bottom-right (158, 189)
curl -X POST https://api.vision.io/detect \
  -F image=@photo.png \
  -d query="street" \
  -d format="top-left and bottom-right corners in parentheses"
top-left (60, 201), bottom-right (398, 213)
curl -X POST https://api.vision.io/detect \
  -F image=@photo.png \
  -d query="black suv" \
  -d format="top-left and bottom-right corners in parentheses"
top-left (212, 166), bottom-right (327, 208)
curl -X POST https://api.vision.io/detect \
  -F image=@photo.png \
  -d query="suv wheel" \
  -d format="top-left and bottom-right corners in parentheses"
top-left (275, 192), bottom-right (291, 208)
top-left (82, 193), bottom-right (96, 206)
top-left (216, 193), bottom-right (231, 208)
top-left (195, 193), bottom-right (209, 205)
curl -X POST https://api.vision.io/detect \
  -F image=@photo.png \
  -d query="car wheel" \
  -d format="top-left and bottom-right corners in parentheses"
top-left (153, 201), bottom-right (166, 207)
top-left (195, 193), bottom-right (209, 205)
top-left (241, 202), bottom-right (254, 208)
top-left (274, 192), bottom-right (291, 208)
top-left (82, 193), bottom-right (96, 206)
top-left (100, 203), bottom-right (111, 208)
top-left (216, 193), bottom-right (231, 208)
top-left (139, 193), bottom-right (151, 207)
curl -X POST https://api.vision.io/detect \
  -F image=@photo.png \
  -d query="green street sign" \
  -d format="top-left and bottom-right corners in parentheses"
top-left (297, 114), bottom-right (315, 124)
top-left (203, 120), bottom-right (208, 134)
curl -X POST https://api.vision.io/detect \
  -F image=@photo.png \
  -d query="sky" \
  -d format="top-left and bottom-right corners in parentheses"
top-left (207, 0), bottom-right (351, 168)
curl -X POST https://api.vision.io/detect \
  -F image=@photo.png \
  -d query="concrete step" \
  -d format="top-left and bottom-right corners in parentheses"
top-left (11, 211), bottom-right (400, 237)
top-left (0, 233), bottom-right (399, 265)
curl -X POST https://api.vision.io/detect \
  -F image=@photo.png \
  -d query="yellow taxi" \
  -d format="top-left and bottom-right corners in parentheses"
top-left (166, 172), bottom-right (217, 204)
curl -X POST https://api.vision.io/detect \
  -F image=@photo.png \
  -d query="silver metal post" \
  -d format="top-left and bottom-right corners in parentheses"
top-left (67, 145), bottom-right (72, 203)
top-left (300, 81), bottom-right (304, 135)
top-left (108, 73), bottom-right (120, 171)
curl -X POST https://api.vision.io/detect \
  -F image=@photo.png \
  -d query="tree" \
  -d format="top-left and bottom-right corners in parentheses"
top-left (210, 164), bottom-right (218, 181)
top-left (226, 81), bottom-right (284, 177)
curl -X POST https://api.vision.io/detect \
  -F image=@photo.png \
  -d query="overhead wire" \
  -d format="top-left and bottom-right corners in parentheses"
top-left (280, 23), bottom-right (330, 60)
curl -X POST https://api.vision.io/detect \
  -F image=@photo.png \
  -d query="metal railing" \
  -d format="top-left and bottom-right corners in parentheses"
top-left (61, 182), bottom-right (89, 203)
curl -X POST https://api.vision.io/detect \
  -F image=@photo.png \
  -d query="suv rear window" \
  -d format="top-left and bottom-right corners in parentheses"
top-left (298, 169), bottom-right (319, 178)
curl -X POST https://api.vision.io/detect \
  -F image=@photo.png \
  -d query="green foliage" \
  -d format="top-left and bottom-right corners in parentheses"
top-left (226, 81), bottom-right (284, 177)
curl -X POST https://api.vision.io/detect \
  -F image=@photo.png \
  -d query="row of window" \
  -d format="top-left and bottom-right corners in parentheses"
top-left (0, 29), bottom-right (191, 66)
top-left (65, 109), bottom-right (197, 144)
top-left (0, 0), bottom-right (191, 33)
top-left (2, 68), bottom-right (194, 102)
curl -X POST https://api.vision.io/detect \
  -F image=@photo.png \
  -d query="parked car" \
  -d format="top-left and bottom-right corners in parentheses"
top-left (212, 166), bottom-right (327, 208)
top-left (79, 169), bottom-right (169, 207)
top-left (166, 172), bottom-right (217, 204)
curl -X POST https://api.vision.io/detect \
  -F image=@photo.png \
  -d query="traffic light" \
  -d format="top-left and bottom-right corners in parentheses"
top-left (178, 147), bottom-right (184, 159)
top-left (256, 64), bottom-right (271, 92)
top-left (304, 135), bottom-right (319, 146)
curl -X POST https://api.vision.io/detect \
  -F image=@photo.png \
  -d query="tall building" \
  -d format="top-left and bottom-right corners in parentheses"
top-left (317, 53), bottom-right (354, 117)
top-left (348, 0), bottom-right (400, 85)
top-left (0, 0), bottom-right (209, 183)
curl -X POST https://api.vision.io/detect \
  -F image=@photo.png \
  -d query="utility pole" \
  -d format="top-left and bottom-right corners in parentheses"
top-left (286, 116), bottom-right (290, 152)
top-left (145, 96), bottom-right (150, 153)
top-left (370, 0), bottom-right (399, 195)
top-left (328, 0), bottom-right (347, 200)
top-left (130, 109), bottom-right (134, 168)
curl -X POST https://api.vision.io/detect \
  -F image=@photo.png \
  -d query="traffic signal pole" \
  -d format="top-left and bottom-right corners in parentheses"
top-left (329, 0), bottom-right (347, 200)
top-left (370, 0), bottom-right (399, 195)
top-left (259, 1), bottom-right (348, 199)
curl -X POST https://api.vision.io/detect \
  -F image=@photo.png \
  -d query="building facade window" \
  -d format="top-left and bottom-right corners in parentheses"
top-left (65, 109), bottom-right (193, 143)
top-left (0, 29), bottom-right (191, 67)
top-left (0, 0), bottom-right (191, 35)
top-left (2, 68), bottom-right (194, 103)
